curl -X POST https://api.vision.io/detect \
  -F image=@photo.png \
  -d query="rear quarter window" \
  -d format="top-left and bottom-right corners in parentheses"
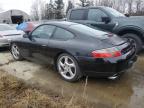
top-left (70, 9), bottom-right (85, 20)
top-left (52, 27), bottom-right (74, 41)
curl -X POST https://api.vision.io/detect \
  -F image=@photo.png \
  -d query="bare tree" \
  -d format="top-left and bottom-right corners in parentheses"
top-left (66, 0), bottom-right (74, 14)
top-left (36, 0), bottom-right (47, 20)
top-left (31, 0), bottom-right (39, 20)
top-left (95, 0), bottom-right (144, 15)
top-left (30, 0), bottom-right (144, 20)
top-left (127, 0), bottom-right (134, 14)
top-left (87, 0), bottom-right (94, 6)
top-left (136, 0), bottom-right (142, 12)
top-left (31, 0), bottom-right (48, 20)
top-left (0, 4), bottom-right (3, 12)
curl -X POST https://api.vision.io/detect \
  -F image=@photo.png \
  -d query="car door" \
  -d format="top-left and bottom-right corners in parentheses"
top-left (87, 9), bottom-right (116, 32)
top-left (27, 24), bottom-right (56, 64)
top-left (47, 27), bottom-right (75, 61)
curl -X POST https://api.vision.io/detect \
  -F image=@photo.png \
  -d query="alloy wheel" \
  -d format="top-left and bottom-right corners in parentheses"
top-left (127, 38), bottom-right (137, 48)
top-left (58, 56), bottom-right (76, 80)
top-left (11, 44), bottom-right (20, 60)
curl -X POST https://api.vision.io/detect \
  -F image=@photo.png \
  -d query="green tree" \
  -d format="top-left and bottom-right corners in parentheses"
top-left (54, 0), bottom-right (64, 19)
top-left (45, 1), bottom-right (55, 19)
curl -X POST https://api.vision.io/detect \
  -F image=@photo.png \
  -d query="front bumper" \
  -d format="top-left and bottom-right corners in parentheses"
top-left (76, 48), bottom-right (137, 78)
top-left (0, 42), bottom-right (9, 47)
top-left (0, 39), bottom-right (10, 47)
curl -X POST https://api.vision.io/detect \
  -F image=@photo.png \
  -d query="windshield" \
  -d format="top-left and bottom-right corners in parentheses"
top-left (0, 24), bottom-right (15, 31)
top-left (70, 24), bottom-right (109, 39)
top-left (105, 7), bottom-right (125, 17)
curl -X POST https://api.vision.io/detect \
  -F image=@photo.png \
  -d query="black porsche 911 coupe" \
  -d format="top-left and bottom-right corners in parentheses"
top-left (10, 21), bottom-right (137, 82)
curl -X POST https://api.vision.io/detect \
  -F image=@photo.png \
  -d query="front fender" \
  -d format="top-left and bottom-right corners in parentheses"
top-left (114, 25), bottom-right (144, 38)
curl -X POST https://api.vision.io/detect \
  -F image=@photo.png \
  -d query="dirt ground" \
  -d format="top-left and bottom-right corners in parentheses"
top-left (0, 71), bottom-right (91, 108)
top-left (0, 49), bottom-right (144, 108)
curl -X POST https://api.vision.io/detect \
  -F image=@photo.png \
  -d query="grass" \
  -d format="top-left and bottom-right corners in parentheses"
top-left (0, 71), bottom-right (93, 108)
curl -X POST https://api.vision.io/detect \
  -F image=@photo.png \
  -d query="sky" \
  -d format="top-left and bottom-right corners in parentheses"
top-left (0, 0), bottom-right (69, 14)
top-left (0, 0), bottom-right (35, 14)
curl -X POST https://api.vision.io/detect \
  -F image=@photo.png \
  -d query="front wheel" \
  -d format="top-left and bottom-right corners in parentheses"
top-left (11, 43), bottom-right (23, 60)
top-left (56, 53), bottom-right (82, 82)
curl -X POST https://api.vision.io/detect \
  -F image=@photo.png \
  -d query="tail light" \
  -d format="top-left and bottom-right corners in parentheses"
top-left (91, 47), bottom-right (121, 58)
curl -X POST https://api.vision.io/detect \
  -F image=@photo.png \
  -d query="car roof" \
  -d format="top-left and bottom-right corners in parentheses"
top-left (70, 6), bottom-right (106, 11)
top-left (43, 21), bottom-right (78, 28)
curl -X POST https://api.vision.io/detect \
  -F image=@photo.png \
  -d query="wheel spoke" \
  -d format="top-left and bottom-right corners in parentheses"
top-left (15, 49), bottom-right (19, 55)
top-left (61, 70), bottom-right (67, 75)
top-left (59, 61), bottom-right (65, 67)
top-left (65, 57), bottom-right (69, 65)
top-left (68, 68), bottom-right (74, 77)
top-left (68, 63), bottom-right (75, 68)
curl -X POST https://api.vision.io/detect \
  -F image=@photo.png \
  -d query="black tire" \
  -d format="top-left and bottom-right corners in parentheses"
top-left (56, 53), bottom-right (82, 82)
top-left (11, 43), bottom-right (23, 61)
top-left (122, 33), bottom-right (142, 53)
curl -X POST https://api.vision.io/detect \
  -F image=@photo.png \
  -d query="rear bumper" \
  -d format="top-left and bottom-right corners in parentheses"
top-left (76, 50), bottom-right (137, 78)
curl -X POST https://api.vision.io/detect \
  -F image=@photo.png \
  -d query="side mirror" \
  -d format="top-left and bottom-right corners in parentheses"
top-left (102, 17), bottom-right (111, 24)
top-left (124, 13), bottom-right (130, 17)
top-left (23, 34), bottom-right (29, 38)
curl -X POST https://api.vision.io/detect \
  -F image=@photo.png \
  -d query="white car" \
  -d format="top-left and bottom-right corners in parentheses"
top-left (0, 24), bottom-right (24, 47)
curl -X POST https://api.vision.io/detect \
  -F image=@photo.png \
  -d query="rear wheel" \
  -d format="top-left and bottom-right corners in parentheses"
top-left (56, 53), bottom-right (82, 82)
top-left (122, 33), bottom-right (142, 53)
top-left (11, 43), bottom-right (23, 60)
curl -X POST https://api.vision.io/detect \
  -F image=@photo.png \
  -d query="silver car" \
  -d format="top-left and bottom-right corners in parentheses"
top-left (0, 24), bottom-right (24, 47)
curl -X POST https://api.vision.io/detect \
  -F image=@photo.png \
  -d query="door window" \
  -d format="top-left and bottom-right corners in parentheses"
top-left (52, 27), bottom-right (74, 40)
top-left (31, 25), bottom-right (55, 39)
top-left (70, 9), bottom-right (85, 20)
top-left (88, 9), bottom-right (108, 22)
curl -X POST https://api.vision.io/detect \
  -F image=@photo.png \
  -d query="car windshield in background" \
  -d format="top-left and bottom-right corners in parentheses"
top-left (105, 7), bottom-right (125, 17)
top-left (70, 24), bottom-right (108, 39)
top-left (0, 24), bottom-right (15, 31)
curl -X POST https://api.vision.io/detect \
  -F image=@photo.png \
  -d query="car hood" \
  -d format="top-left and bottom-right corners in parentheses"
top-left (114, 16), bottom-right (144, 23)
top-left (0, 30), bottom-right (24, 36)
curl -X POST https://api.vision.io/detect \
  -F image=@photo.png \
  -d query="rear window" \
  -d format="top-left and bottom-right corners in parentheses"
top-left (70, 24), bottom-right (108, 39)
top-left (70, 9), bottom-right (85, 20)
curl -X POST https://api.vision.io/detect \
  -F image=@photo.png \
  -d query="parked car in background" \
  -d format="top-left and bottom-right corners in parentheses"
top-left (10, 21), bottom-right (137, 82)
top-left (67, 6), bottom-right (144, 52)
top-left (0, 24), bottom-right (24, 47)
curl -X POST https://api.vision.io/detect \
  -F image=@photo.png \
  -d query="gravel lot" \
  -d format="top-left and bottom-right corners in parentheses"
top-left (0, 49), bottom-right (144, 108)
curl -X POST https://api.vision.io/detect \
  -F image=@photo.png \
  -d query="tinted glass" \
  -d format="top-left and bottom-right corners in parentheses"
top-left (70, 24), bottom-right (109, 39)
top-left (53, 27), bottom-right (74, 40)
top-left (70, 10), bottom-right (85, 20)
top-left (88, 9), bottom-right (107, 22)
top-left (0, 24), bottom-right (15, 31)
top-left (32, 25), bottom-right (55, 39)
